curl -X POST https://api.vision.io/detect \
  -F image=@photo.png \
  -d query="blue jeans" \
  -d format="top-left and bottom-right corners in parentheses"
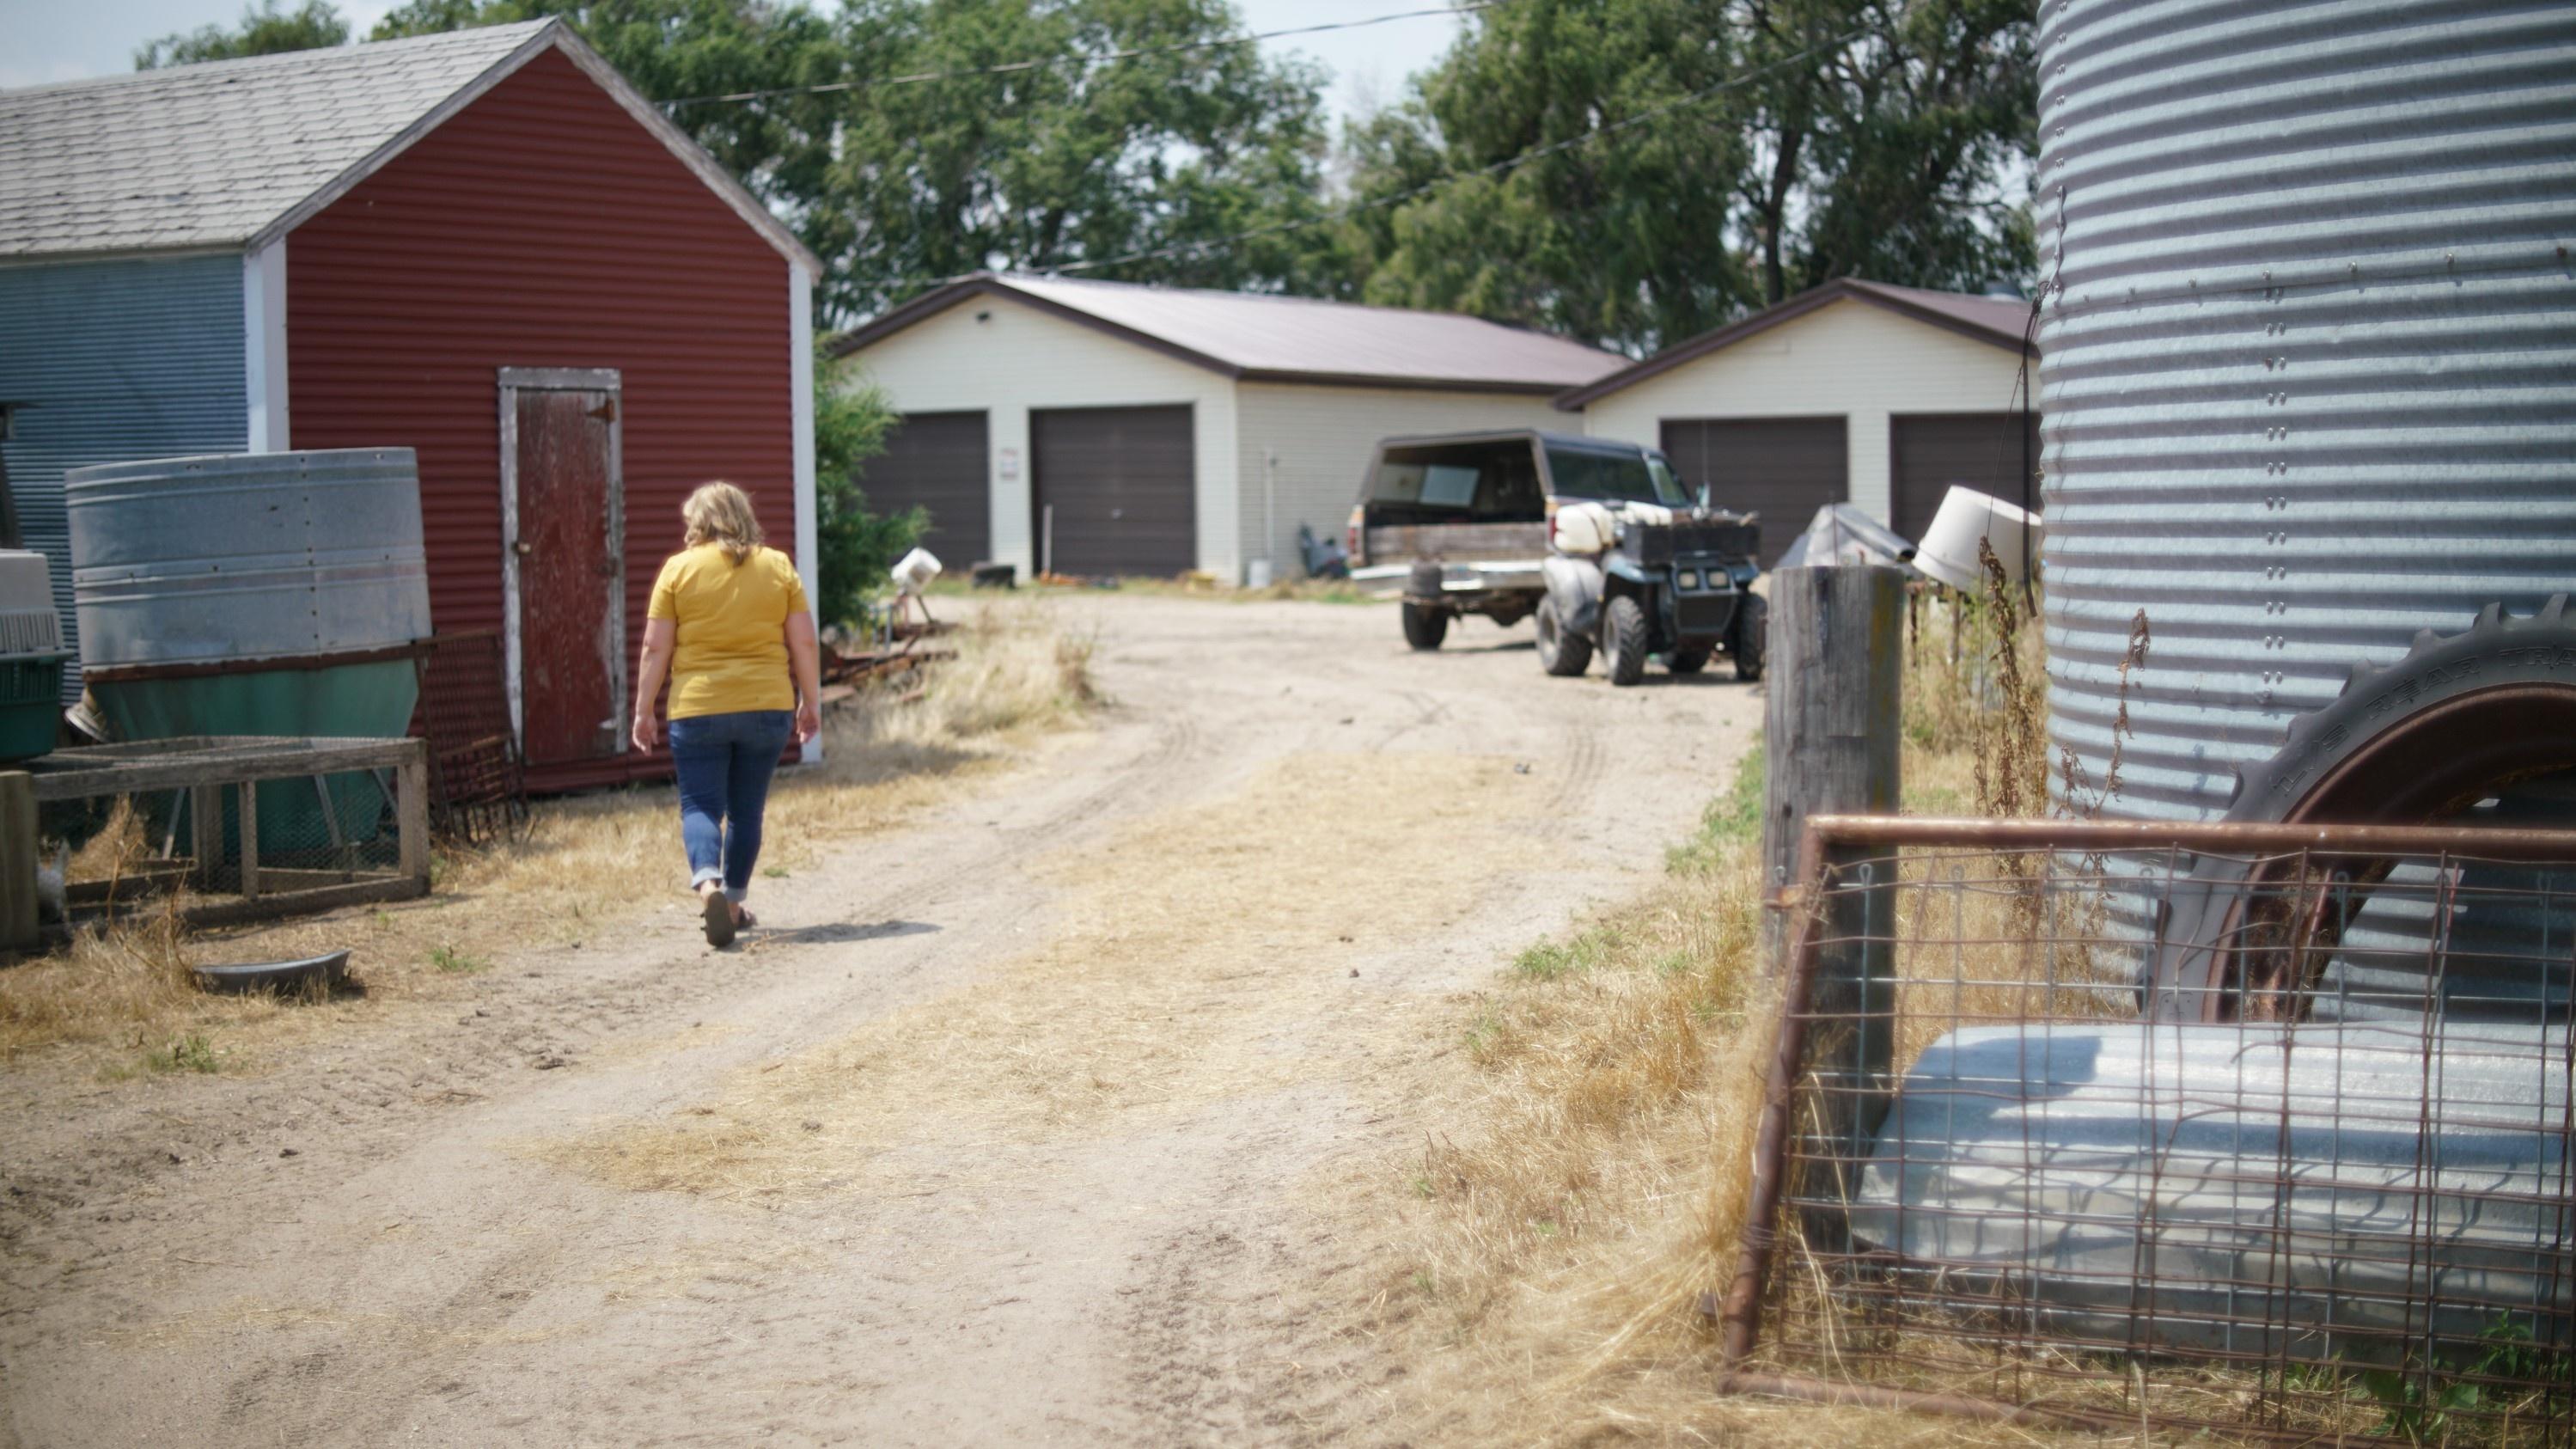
top-left (668, 709), bottom-right (794, 902)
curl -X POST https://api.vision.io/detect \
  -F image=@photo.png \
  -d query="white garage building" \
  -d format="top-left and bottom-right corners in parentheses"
top-left (1561, 278), bottom-right (2038, 566)
top-left (832, 273), bottom-right (1627, 583)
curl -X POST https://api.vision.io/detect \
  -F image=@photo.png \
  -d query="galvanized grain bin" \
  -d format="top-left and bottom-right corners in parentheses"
top-left (2039, 0), bottom-right (2576, 831)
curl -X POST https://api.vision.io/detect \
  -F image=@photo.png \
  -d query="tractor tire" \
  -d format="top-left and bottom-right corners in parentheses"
top-left (2151, 594), bottom-right (2576, 1021)
top-left (1536, 596), bottom-right (1591, 677)
top-left (1668, 646), bottom-right (1712, 675)
top-left (1731, 594), bottom-right (1767, 682)
top-left (1602, 596), bottom-right (1650, 687)
top-left (1401, 602), bottom-right (1449, 651)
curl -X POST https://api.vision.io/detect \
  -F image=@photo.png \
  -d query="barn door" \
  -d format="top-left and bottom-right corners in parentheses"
top-left (499, 367), bottom-right (625, 767)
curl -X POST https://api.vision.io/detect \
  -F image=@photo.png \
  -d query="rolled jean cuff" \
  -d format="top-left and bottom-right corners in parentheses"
top-left (691, 866), bottom-right (723, 890)
top-left (724, 886), bottom-right (748, 904)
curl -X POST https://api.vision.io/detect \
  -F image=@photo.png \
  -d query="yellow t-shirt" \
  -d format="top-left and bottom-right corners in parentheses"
top-left (647, 543), bottom-right (810, 718)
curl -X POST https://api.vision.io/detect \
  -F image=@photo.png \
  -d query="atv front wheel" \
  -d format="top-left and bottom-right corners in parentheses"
top-left (1536, 596), bottom-right (1591, 676)
top-left (1731, 594), bottom-right (1767, 681)
top-left (1602, 596), bottom-right (1649, 687)
top-left (1401, 602), bottom-right (1449, 651)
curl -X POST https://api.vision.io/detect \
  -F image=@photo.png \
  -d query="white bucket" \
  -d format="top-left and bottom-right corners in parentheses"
top-left (1245, 558), bottom-right (1273, 589)
top-left (1913, 487), bottom-right (2041, 592)
top-left (890, 547), bottom-right (943, 595)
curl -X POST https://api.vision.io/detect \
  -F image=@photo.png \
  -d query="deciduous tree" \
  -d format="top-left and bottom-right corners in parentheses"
top-left (136, 0), bottom-right (350, 67)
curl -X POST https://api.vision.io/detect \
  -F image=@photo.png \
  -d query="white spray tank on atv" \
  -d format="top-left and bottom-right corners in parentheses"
top-left (1536, 501), bottom-right (1629, 678)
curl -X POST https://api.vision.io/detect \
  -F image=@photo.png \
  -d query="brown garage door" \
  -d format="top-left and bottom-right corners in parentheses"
top-left (865, 410), bottom-right (990, 563)
top-left (1889, 412), bottom-right (2042, 547)
top-left (1660, 417), bottom-right (1847, 568)
top-left (1031, 405), bottom-right (1194, 578)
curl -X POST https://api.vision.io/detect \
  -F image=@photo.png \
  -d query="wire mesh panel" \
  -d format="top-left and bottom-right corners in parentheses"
top-left (409, 631), bottom-right (526, 844)
top-left (1724, 818), bottom-right (2576, 1443)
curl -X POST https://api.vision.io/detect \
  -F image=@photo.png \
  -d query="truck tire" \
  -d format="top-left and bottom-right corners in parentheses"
top-left (1731, 594), bottom-right (1767, 682)
top-left (2150, 594), bottom-right (2576, 1021)
top-left (1401, 602), bottom-right (1449, 651)
top-left (1667, 646), bottom-right (1712, 675)
top-left (1602, 595), bottom-right (1649, 687)
top-left (1536, 596), bottom-right (1591, 677)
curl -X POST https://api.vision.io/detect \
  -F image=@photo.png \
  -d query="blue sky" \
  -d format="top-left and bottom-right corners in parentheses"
top-left (0, 0), bottom-right (1468, 127)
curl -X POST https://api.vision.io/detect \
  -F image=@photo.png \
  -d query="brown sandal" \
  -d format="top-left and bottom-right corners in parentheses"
top-left (701, 890), bottom-right (736, 948)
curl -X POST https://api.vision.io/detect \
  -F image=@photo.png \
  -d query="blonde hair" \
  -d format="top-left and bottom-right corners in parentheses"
top-left (682, 481), bottom-right (764, 564)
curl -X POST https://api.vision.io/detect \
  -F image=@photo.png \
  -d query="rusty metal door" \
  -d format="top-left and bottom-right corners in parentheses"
top-left (499, 368), bottom-right (624, 767)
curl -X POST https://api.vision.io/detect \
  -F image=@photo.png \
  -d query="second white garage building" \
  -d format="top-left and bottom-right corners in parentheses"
top-left (1561, 278), bottom-right (2039, 566)
top-left (832, 272), bottom-right (1628, 583)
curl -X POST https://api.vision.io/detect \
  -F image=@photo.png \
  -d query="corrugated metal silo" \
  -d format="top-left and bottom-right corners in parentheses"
top-left (2039, 0), bottom-right (2576, 842)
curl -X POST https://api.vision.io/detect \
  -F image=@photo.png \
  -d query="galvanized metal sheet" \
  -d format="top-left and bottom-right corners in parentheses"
top-left (2038, 0), bottom-right (2576, 828)
top-left (0, 253), bottom-right (249, 700)
top-left (66, 448), bottom-right (430, 668)
top-left (1851, 1021), bottom-right (2572, 1364)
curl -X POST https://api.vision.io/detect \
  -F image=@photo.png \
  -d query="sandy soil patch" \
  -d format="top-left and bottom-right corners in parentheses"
top-left (548, 751), bottom-right (1542, 1199)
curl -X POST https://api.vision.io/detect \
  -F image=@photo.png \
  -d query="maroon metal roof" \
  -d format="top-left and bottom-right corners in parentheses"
top-left (1554, 278), bottom-right (2038, 409)
top-left (833, 273), bottom-right (1631, 395)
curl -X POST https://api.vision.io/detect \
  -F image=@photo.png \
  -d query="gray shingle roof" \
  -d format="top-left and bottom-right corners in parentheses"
top-left (0, 22), bottom-right (554, 258)
top-left (837, 273), bottom-right (1632, 393)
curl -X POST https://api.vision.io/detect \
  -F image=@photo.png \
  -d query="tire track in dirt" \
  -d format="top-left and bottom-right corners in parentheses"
top-left (1, 597), bottom-right (1763, 1447)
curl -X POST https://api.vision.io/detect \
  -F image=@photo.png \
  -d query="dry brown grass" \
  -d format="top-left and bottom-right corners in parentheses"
top-left (1368, 590), bottom-right (2133, 1445)
top-left (542, 749), bottom-right (1542, 1200)
top-left (0, 599), bottom-right (1095, 1070)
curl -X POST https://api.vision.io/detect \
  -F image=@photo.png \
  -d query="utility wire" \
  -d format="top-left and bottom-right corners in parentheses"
top-left (662, 1), bottom-right (1508, 110)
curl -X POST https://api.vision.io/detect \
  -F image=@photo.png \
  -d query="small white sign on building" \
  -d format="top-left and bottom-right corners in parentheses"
top-left (998, 446), bottom-right (1021, 481)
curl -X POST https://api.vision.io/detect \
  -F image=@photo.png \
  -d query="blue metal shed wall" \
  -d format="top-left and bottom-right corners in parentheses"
top-left (2039, 0), bottom-right (2576, 828)
top-left (0, 253), bottom-right (248, 700)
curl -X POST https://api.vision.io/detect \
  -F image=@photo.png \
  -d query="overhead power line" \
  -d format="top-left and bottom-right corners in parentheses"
top-left (661, 1), bottom-right (1509, 110)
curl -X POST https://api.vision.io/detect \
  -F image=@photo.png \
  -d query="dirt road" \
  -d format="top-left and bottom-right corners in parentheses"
top-left (0, 596), bottom-right (1761, 1446)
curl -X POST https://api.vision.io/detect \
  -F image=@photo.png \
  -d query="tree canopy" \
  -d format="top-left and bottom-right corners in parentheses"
top-left (136, 0), bottom-right (350, 67)
top-left (1345, 0), bottom-right (2036, 353)
top-left (130, 0), bottom-right (2036, 352)
top-left (363, 0), bottom-right (1337, 325)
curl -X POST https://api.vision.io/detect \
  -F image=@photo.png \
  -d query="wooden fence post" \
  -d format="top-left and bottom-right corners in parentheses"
top-left (1761, 565), bottom-right (1905, 949)
top-left (0, 771), bottom-right (34, 954)
top-left (1760, 566), bottom-right (1904, 1200)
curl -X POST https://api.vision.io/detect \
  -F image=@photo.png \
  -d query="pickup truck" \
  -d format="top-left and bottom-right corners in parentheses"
top-left (1344, 430), bottom-right (1696, 651)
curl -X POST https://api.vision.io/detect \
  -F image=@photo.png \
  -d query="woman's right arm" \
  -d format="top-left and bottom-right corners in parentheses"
top-left (632, 616), bottom-right (677, 753)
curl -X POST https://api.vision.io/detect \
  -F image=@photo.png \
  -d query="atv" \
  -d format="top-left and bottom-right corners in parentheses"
top-left (1535, 500), bottom-right (1766, 686)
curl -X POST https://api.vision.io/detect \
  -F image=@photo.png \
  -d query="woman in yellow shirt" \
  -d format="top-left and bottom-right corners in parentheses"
top-left (630, 482), bottom-right (822, 947)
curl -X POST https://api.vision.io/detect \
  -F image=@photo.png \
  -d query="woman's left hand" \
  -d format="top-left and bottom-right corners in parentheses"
top-left (794, 699), bottom-right (821, 744)
top-left (632, 710), bottom-right (659, 755)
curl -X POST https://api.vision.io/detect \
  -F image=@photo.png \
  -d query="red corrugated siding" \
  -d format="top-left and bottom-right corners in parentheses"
top-left (286, 47), bottom-right (793, 792)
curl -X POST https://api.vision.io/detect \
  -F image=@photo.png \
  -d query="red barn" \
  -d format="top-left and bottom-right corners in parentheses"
top-left (0, 21), bottom-right (822, 791)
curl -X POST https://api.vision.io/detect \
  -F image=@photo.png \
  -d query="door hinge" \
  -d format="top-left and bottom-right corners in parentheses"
top-left (589, 400), bottom-right (618, 423)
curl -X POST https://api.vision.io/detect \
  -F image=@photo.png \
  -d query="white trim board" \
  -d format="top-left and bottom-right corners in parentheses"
top-left (789, 263), bottom-right (821, 764)
top-left (242, 239), bottom-right (290, 452)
